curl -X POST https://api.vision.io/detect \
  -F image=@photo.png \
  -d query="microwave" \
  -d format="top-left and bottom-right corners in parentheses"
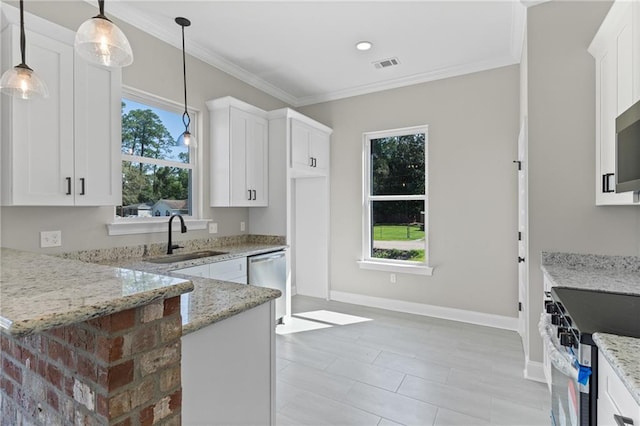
top-left (616, 99), bottom-right (640, 193)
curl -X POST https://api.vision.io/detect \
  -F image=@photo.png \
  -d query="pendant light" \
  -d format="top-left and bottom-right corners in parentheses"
top-left (75, 0), bottom-right (133, 68)
top-left (176, 17), bottom-right (196, 148)
top-left (0, 0), bottom-right (49, 100)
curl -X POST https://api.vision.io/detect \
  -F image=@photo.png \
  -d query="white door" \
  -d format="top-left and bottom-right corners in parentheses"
top-left (230, 107), bottom-right (250, 206)
top-left (246, 115), bottom-right (268, 206)
top-left (517, 117), bottom-right (529, 350)
top-left (290, 119), bottom-right (312, 170)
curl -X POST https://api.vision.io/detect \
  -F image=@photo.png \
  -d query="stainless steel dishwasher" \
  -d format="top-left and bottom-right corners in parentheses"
top-left (247, 250), bottom-right (286, 322)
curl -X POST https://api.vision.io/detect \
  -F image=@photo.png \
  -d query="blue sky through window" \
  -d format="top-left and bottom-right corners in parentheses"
top-left (122, 98), bottom-right (189, 162)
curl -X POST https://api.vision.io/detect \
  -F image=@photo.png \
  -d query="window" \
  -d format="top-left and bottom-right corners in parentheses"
top-left (108, 88), bottom-right (206, 236)
top-left (360, 126), bottom-right (432, 275)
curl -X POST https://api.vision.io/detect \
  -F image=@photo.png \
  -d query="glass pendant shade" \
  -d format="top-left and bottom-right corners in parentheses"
top-left (177, 130), bottom-right (197, 148)
top-left (0, 64), bottom-right (48, 100)
top-left (75, 16), bottom-right (133, 68)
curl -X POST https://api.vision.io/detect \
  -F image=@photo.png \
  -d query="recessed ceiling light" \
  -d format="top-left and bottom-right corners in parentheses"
top-left (356, 41), bottom-right (372, 51)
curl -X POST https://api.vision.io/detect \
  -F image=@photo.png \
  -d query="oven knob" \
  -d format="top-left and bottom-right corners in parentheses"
top-left (551, 314), bottom-right (561, 325)
top-left (559, 332), bottom-right (576, 347)
top-left (545, 301), bottom-right (556, 314)
top-left (557, 327), bottom-right (568, 338)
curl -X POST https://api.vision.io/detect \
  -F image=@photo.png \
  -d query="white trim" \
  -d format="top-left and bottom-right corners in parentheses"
top-left (524, 358), bottom-right (547, 384)
top-left (107, 218), bottom-right (209, 236)
top-left (330, 290), bottom-right (519, 331)
top-left (357, 260), bottom-right (433, 276)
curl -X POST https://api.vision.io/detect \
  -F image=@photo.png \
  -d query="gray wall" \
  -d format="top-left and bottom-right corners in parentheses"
top-left (0, 1), bottom-right (288, 253)
top-left (299, 65), bottom-right (520, 318)
top-left (526, 0), bottom-right (640, 362)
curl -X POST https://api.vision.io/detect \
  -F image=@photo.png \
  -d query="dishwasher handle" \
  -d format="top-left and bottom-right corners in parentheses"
top-left (249, 251), bottom-right (285, 264)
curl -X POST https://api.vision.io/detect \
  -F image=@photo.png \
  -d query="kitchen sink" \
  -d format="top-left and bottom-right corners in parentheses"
top-left (145, 250), bottom-right (228, 264)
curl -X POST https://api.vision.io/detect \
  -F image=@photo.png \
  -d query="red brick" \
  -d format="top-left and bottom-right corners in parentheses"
top-left (97, 365), bottom-right (108, 389)
top-left (112, 418), bottom-right (132, 426)
top-left (46, 387), bottom-right (59, 411)
top-left (64, 376), bottom-right (74, 397)
top-left (160, 366), bottom-right (180, 392)
top-left (48, 326), bottom-right (66, 341)
top-left (160, 316), bottom-right (182, 343)
top-left (3, 357), bottom-right (22, 384)
top-left (108, 391), bottom-right (131, 418)
top-left (37, 359), bottom-right (47, 377)
top-left (164, 297), bottom-right (180, 317)
top-left (131, 326), bottom-right (157, 355)
top-left (47, 339), bottom-right (65, 365)
top-left (139, 404), bottom-right (154, 426)
top-left (169, 389), bottom-right (182, 411)
top-left (2, 376), bottom-right (15, 399)
top-left (131, 378), bottom-right (155, 409)
top-left (67, 327), bottom-right (96, 353)
top-left (139, 342), bottom-right (180, 376)
top-left (19, 347), bottom-right (35, 365)
top-left (77, 355), bottom-right (97, 382)
top-left (96, 393), bottom-right (109, 417)
top-left (111, 309), bottom-right (136, 332)
top-left (107, 360), bottom-right (133, 391)
top-left (45, 364), bottom-right (62, 389)
top-left (96, 335), bottom-right (126, 363)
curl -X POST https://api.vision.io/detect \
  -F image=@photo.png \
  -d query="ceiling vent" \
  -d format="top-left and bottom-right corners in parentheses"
top-left (373, 57), bottom-right (400, 69)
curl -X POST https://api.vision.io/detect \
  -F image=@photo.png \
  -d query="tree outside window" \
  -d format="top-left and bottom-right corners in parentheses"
top-left (118, 96), bottom-right (194, 218)
top-left (364, 126), bottom-right (428, 264)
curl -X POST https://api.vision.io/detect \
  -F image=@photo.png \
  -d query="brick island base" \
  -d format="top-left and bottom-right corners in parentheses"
top-left (0, 296), bottom-right (183, 425)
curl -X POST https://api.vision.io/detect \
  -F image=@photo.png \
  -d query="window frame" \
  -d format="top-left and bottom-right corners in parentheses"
top-left (107, 86), bottom-right (207, 236)
top-left (358, 125), bottom-right (433, 276)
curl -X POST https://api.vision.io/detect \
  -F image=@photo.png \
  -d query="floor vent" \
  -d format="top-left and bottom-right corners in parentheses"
top-left (373, 57), bottom-right (400, 69)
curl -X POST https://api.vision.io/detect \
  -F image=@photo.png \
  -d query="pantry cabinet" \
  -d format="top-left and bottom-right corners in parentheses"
top-left (291, 118), bottom-right (330, 176)
top-left (0, 12), bottom-right (121, 206)
top-left (589, 0), bottom-right (639, 205)
top-left (207, 97), bottom-right (268, 207)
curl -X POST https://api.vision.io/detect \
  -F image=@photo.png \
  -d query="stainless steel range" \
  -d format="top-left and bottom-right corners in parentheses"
top-left (540, 287), bottom-right (640, 426)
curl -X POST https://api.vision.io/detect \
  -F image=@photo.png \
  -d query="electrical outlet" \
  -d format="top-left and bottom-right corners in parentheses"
top-left (40, 230), bottom-right (62, 248)
top-left (390, 273), bottom-right (397, 283)
top-left (209, 223), bottom-right (218, 234)
top-left (240, 221), bottom-right (246, 232)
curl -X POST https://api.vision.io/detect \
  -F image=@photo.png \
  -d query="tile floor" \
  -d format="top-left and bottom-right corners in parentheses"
top-left (275, 296), bottom-right (550, 426)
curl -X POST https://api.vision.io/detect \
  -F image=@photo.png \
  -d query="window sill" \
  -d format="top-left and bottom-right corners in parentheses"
top-left (357, 260), bottom-right (434, 276)
top-left (107, 219), bottom-right (210, 236)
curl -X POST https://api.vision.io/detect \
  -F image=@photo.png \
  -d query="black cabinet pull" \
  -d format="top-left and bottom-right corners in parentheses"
top-left (252, 189), bottom-right (257, 200)
top-left (80, 178), bottom-right (85, 195)
top-left (309, 157), bottom-right (313, 167)
top-left (518, 257), bottom-right (525, 263)
top-left (513, 160), bottom-right (522, 171)
top-left (614, 414), bottom-right (634, 426)
top-left (66, 177), bottom-right (71, 195)
top-left (314, 158), bottom-right (317, 167)
top-left (603, 173), bottom-right (615, 193)
top-left (248, 189), bottom-right (252, 200)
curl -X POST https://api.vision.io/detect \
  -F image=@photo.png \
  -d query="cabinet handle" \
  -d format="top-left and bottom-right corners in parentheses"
top-left (518, 256), bottom-right (525, 263)
top-left (80, 178), bottom-right (85, 195)
top-left (614, 415), bottom-right (634, 426)
top-left (248, 189), bottom-right (252, 200)
top-left (603, 173), bottom-right (615, 193)
top-left (66, 177), bottom-right (72, 195)
top-left (309, 157), bottom-right (313, 167)
top-left (252, 189), bottom-right (257, 200)
top-left (314, 157), bottom-right (317, 167)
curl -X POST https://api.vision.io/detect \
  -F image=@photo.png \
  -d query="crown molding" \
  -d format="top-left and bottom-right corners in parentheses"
top-left (294, 55), bottom-right (519, 107)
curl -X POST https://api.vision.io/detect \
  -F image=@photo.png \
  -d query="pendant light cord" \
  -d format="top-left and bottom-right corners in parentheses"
top-left (19, 0), bottom-right (26, 66)
top-left (181, 24), bottom-right (190, 129)
top-left (98, 0), bottom-right (105, 17)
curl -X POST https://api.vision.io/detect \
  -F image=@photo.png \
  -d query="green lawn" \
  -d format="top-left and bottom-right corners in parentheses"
top-left (373, 224), bottom-right (424, 241)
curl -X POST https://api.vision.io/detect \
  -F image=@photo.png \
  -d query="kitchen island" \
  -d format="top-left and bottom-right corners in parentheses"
top-left (0, 238), bottom-right (283, 425)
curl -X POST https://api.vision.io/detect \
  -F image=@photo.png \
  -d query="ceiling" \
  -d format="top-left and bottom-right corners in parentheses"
top-left (105, 1), bottom-right (528, 107)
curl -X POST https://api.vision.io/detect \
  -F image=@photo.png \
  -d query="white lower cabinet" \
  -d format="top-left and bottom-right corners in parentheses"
top-left (182, 301), bottom-right (275, 425)
top-left (174, 257), bottom-right (247, 284)
top-left (598, 351), bottom-right (640, 426)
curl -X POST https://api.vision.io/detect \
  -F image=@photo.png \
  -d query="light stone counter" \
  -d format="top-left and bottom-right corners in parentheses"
top-left (593, 333), bottom-right (640, 405)
top-left (0, 248), bottom-right (193, 337)
top-left (541, 252), bottom-right (640, 295)
top-left (62, 236), bottom-right (286, 335)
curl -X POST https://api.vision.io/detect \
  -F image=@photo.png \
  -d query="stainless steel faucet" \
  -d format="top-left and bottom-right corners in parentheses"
top-left (167, 214), bottom-right (187, 255)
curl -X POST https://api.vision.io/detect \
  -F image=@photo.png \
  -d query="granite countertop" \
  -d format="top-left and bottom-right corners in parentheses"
top-left (541, 252), bottom-right (640, 295)
top-left (64, 236), bottom-right (287, 335)
top-left (593, 333), bottom-right (640, 406)
top-left (0, 248), bottom-right (193, 337)
top-left (541, 252), bottom-right (640, 406)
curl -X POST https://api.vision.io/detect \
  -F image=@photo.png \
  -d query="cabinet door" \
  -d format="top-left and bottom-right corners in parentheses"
top-left (246, 115), bottom-right (268, 206)
top-left (174, 264), bottom-right (210, 278)
top-left (291, 119), bottom-right (312, 170)
top-left (74, 56), bottom-right (122, 206)
top-left (598, 351), bottom-right (640, 426)
top-left (1, 26), bottom-right (74, 206)
top-left (310, 129), bottom-right (330, 174)
top-left (229, 107), bottom-right (251, 206)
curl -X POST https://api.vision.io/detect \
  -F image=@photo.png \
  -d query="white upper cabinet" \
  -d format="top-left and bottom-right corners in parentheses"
top-left (0, 10), bottom-right (121, 207)
top-left (589, 0), bottom-right (638, 205)
top-left (208, 97), bottom-right (268, 207)
top-left (291, 118), bottom-right (330, 176)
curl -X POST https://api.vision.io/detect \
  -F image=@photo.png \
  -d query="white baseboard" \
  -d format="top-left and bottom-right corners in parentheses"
top-left (524, 358), bottom-right (547, 384)
top-left (329, 290), bottom-right (519, 331)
